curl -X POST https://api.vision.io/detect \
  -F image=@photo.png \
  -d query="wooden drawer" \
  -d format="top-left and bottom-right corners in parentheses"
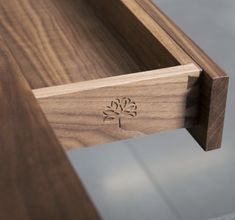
top-left (0, 0), bottom-right (228, 151)
top-left (33, 64), bottom-right (200, 149)
top-left (0, 0), bottom-right (229, 219)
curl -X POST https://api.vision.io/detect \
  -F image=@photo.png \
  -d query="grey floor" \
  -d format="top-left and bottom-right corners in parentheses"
top-left (67, 1), bottom-right (235, 220)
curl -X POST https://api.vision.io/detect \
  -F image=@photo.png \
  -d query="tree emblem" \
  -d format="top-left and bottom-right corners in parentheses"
top-left (103, 97), bottom-right (137, 128)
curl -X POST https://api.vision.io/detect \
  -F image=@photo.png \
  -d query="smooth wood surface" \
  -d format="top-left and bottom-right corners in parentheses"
top-left (35, 64), bottom-right (201, 150)
top-left (88, 0), bottom-right (194, 70)
top-left (0, 38), bottom-right (100, 220)
top-left (136, 0), bottom-right (229, 150)
top-left (0, 0), bottom-right (229, 218)
top-left (0, 0), bottom-right (143, 89)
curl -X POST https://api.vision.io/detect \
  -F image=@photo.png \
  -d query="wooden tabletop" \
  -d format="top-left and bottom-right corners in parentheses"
top-left (0, 37), bottom-right (100, 220)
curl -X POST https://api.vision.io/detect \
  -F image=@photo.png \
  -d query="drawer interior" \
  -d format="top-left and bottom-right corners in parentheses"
top-left (0, 0), bottom-right (227, 154)
top-left (0, 0), bottom-right (181, 89)
top-left (0, 0), bottom-right (201, 150)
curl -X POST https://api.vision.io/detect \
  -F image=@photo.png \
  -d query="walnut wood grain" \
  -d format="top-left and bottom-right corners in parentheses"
top-left (135, 0), bottom-right (229, 150)
top-left (34, 64), bottom-right (201, 150)
top-left (88, 0), bottom-right (194, 70)
top-left (0, 0), bottom-right (143, 89)
top-left (0, 38), bottom-right (100, 220)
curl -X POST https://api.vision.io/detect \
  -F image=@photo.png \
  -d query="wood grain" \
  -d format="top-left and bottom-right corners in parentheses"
top-left (0, 38), bottom-right (100, 220)
top-left (0, 0), bottom-right (142, 89)
top-left (35, 64), bottom-right (201, 150)
top-left (136, 0), bottom-right (229, 150)
top-left (88, 0), bottom-right (194, 70)
top-left (0, 0), bottom-right (228, 152)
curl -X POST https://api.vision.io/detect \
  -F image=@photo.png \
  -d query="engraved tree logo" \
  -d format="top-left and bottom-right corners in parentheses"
top-left (103, 97), bottom-right (137, 128)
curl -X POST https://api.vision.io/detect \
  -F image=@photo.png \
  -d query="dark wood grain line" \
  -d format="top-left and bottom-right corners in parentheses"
top-left (0, 0), bottom-right (142, 89)
top-left (136, 0), bottom-right (229, 150)
top-left (0, 38), bottom-right (100, 220)
top-left (87, 0), bottom-right (193, 70)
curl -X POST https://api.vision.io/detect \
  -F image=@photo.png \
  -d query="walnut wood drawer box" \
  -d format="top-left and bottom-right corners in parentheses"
top-left (0, 1), bottom-right (229, 219)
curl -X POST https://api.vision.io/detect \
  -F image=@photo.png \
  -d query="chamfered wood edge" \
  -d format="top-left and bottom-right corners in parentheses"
top-left (33, 64), bottom-right (201, 99)
top-left (0, 38), bottom-right (100, 219)
top-left (136, 0), bottom-right (229, 151)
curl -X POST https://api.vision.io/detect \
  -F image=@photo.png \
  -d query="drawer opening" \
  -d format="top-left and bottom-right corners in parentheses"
top-left (0, 0), bottom-right (187, 90)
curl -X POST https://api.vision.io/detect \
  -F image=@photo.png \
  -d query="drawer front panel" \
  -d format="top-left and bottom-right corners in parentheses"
top-left (35, 64), bottom-right (201, 149)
